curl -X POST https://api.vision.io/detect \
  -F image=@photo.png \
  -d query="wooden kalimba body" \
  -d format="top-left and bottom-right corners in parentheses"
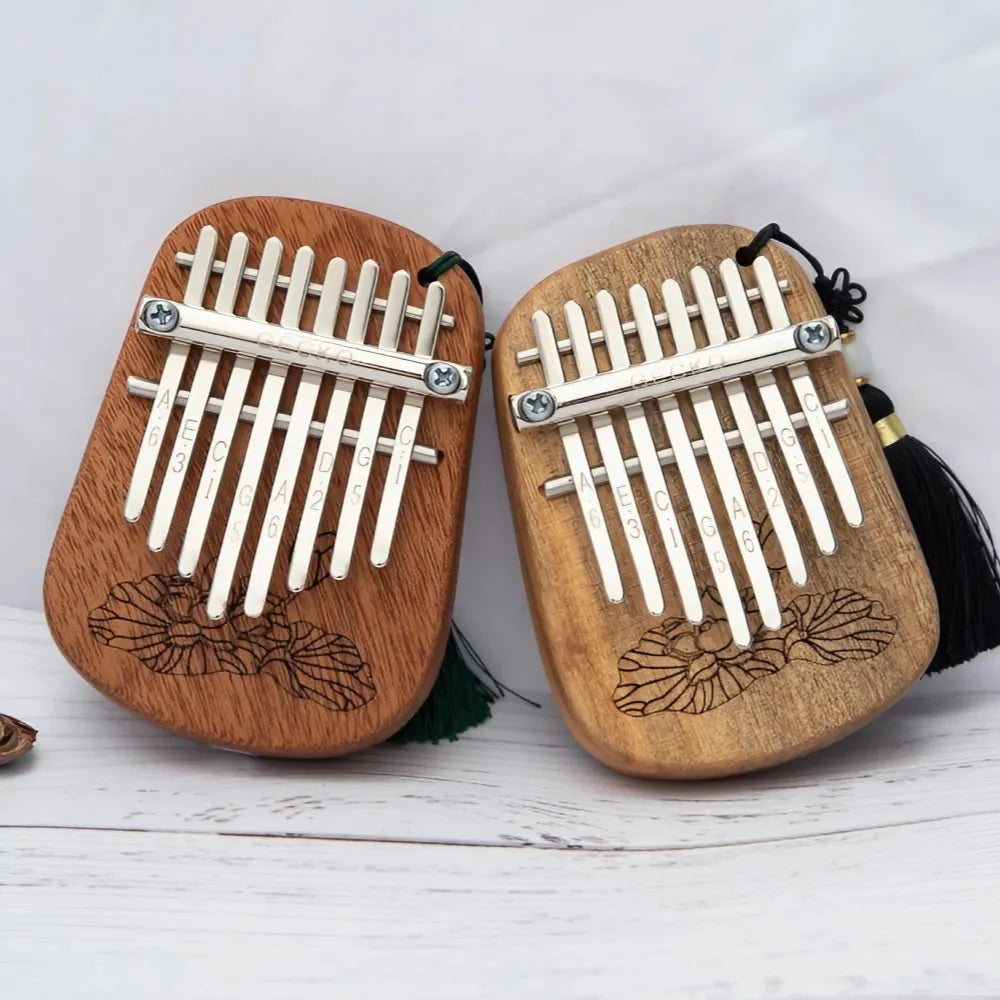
top-left (495, 225), bottom-right (936, 779)
top-left (45, 197), bottom-right (484, 756)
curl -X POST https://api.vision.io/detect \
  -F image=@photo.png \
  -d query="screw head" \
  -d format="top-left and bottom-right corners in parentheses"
top-left (518, 389), bottom-right (556, 423)
top-left (795, 319), bottom-right (832, 353)
top-left (143, 299), bottom-right (180, 333)
top-left (424, 362), bottom-right (461, 395)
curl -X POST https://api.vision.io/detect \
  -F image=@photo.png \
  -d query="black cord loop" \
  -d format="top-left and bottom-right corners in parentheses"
top-left (736, 223), bottom-right (867, 331)
top-left (417, 251), bottom-right (494, 355)
top-left (418, 251), bottom-right (483, 302)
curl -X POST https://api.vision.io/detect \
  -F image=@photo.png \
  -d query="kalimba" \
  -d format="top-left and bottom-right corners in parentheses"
top-left (45, 197), bottom-right (484, 756)
top-left (494, 224), bottom-right (937, 778)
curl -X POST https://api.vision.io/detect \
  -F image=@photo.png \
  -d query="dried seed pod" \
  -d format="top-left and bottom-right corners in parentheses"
top-left (0, 714), bottom-right (37, 765)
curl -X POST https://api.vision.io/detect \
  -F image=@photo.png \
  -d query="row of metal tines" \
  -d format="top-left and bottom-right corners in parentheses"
top-left (527, 256), bottom-right (863, 647)
top-left (124, 226), bottom-right (449, 620)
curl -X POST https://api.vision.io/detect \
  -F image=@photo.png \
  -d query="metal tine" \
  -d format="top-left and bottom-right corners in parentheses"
top-left (124, 225), bottom-right (217, 522)
top-left (691, 266), bottom-right (807, 587)
top-left (178, 237), bottom-right (283, 578)
top-left (330, 270), bottom-right (411, 581)
top-left (288, 260), bottom-right (379, 592)
top-left (631, 286), bottom-right (751, 646)
top-left (719, 259), bottom-right (836, 554)
top-left (176, 250), bottom-right (456, 330)
top-left (569, 299), bottom-right (662, 614)
top-left (514, 279), bottom-right (792, 366)
top-left (753, 257), bottom-right (863, 528)
top-left (620, 286), bottom-right (703, 623)
top-left (207, 245), bottom-right (314, 619)
top-left (596, 292), bottom-right (685, 618)
top-left (242, 256), bottom-right (348, 616)
top-left (125, 375), bottom-right (441, 465)
top-left (541, 398), bottom-right (851, 499)
top-left (663, 279), bottom-right (780, 630)
top-left (371, 281), bottom-right (445, 567)
top-left (147, 233), bottom-right (250, 552)
top-left (535, 309), bottom-right (623, 604)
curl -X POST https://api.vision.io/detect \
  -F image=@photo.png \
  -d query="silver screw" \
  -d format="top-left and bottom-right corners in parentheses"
top-left (795, 319), bottom-right (831, 353)
top-left (143, 299), bottom-right (180, 333)
top-left (424, 362), bottom-right (461, 395)
top-left (518, 389), bottom-right (556, 423)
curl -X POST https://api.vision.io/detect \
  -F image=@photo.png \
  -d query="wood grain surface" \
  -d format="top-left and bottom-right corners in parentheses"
top-left (6, 819), bottom-right (999, 1000)
top-left (494, 224), bottom-right (937, 779)
top-left (2, 605), bottom-right (999, 1000)
top-left (43, 197), bottom-right (484, 757)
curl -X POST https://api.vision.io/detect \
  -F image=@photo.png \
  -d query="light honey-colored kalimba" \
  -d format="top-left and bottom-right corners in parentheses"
top-left (45, 197), bottom-right (484, 756)
top-left (495, 224), bottom-right (936, 779)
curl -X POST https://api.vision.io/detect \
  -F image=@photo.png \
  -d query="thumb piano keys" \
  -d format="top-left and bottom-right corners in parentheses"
top-left (45, 197), bottom-right (484, 756)
top-left (494, 225), bottom-right (936, 778)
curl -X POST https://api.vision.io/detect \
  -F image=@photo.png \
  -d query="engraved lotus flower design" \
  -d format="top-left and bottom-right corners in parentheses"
top-left (88, 575), bottom-right (266, 677)
top-left (615, 588), bottom-right (786, 715)
top-left (261, 620), bottom-right (375, 712)
top-left (757, 516), bottom-right (786, 574)
top-left (88, 533), bottom-right (375, 712)
top-left (783, 590), bottom-right (897, 664)
top-left (613, 517), bottom-right (898, 717)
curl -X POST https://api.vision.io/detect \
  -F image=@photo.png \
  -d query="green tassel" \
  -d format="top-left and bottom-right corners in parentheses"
top-left (390, 624), bottom-right (504, 745)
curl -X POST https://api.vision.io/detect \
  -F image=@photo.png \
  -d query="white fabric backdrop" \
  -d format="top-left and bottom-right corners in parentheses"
top-left (3, 0), bottom-right (999, 690)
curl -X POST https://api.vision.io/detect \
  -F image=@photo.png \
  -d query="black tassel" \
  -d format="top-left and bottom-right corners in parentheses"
top-left (738, 223), bottom-right (1000, 675)
top-left (859, 383), bottom-right (1000, 673)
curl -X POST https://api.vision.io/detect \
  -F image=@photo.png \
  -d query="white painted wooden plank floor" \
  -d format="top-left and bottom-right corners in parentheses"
top-left (2, 603), bottom-right (999, 998)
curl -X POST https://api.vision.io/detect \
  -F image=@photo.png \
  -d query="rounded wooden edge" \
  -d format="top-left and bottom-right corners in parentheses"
top-left (41, 590), bottom-right (453, 760)
top-left (43, 195), bottom-right (484, 757)
top-left (560, 668), bottom-right (933, 780)
top-left (493, 222), bottom-right (938, 779)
